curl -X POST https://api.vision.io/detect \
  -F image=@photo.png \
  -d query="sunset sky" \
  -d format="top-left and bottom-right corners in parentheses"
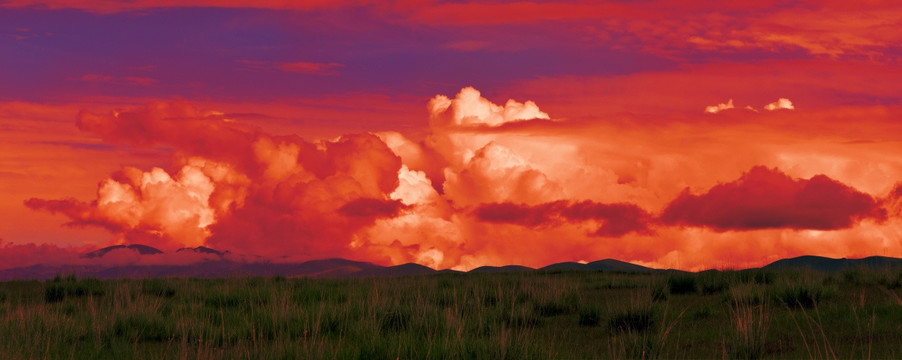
top-left (2, 0), bottom-right (902, 271)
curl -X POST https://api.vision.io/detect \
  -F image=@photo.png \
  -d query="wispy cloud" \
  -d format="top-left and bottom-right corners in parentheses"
top-left (76, 74), bottom-right (157, 86)
top-left (240, 60), bottom-right (344, 76)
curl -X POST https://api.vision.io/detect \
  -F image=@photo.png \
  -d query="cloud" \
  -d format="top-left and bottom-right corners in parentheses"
top-left (30, 102), bottom-right (403, 261)
top-left (272, 61), bottom-right (344, 76)
top-left (2, 0), bottom-right (360, 13)
top-left (442, 142), bottom-right (564, 206)
top-left (428, 86), bottom-right (550, 128)
top-left (337, 198), bottom-right (407, 218)
top-left (444, 40), bottom-right (493, 52)
top-left (660, 166), bottom-right (887, 231)
top-left (0, 241), bottom-right (84, 270)
top-left (764, 98), bottom-right (795, 111)
top-left (19, 85), bottom-right (902, 271)
top-left (885, 183), bottom-right (902, 217)
top-left (25, 159), bottom-right (241, 249)
top-left (0, 241), bottom-right (260, 270)
top-left (277, 61), bottom-right (343, 75)
top-left (77, 74), bottom-right (156, 86)
top-left (706, 98), bottom-right (795, 114)
top-left (475, 200), bottom-right (652, 237)
top-left (704, 99), bottom-right (734, 114)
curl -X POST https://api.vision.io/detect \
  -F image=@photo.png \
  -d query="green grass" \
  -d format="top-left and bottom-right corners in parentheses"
top-left (1, 267), bottom-right (902, 359)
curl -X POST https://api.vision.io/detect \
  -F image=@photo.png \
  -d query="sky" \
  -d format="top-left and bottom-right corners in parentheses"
top-left (2, 0), bottom-right (902, 271)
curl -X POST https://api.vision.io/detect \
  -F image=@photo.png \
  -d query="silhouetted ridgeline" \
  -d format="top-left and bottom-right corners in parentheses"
top-left (763, 255), bottom-right (902, 272)
top-left (2, 244), bottom-right (902, 280)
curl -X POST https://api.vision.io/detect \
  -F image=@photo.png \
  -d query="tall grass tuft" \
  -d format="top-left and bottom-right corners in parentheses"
top-left (608, 296), bottom-right (657, 334)
top-left (578, 305), bottom-right (602, 327)
top-left (667, 274), bottom-right (697, 295)
top-left (43, 276), bottom-right (105, 303)
top-left (772, 280), bottom-right (834, 309)
top-left (726, 297), bottom-right (769, 360)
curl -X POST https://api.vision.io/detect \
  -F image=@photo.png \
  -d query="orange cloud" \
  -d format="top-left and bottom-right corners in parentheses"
top-left (764, 98), bottom-right (795, 111)
top-left (16, 84), bottom-right (902, 272)
top-left (29, 101), bottom-right (403, 260)
top-left (704, 99), bottom-right (734, 114)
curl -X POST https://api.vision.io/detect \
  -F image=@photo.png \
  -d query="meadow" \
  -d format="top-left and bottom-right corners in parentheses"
top-left (1, 267), bottom-right (901, 359)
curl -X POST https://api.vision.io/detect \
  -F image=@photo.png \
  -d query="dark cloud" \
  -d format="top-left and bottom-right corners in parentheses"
top-left (474, 200), bottom-right (651, 237)
top-left (660, 166), bottom-right (887, 231)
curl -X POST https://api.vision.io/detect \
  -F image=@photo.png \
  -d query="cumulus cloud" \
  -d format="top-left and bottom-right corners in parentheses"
top-left (26, 158), bottom-right (244, 249)
top-left (30, 102), bottom-right (403, 261)
top-left (704, 99), bottom-right (734, 114)
top-left (22, 86), bottom-right (894, 271)
top-left (442, 142), bottom-right (564, 206)
top-left (428, 86), bottom-right (549, 128)
top-left (660, 166), bottom-right (886, 231)
top-left (706, 98), bottom-right (795, 113)
top-left (764, 98), bottom-right (795, 111)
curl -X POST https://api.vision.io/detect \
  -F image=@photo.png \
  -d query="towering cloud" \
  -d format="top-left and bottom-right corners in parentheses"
top-left (661, 166), bottom-right (886, 231)
top-left (19, 87), bottom-right (902, 271)
top-left (25, 160), bottom-right (232, 249)
top-left (30, 102), bottom-right (404, 262)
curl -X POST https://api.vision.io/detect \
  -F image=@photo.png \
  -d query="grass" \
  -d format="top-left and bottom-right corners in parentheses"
top-left (0, 268), bottom-right (901, 359)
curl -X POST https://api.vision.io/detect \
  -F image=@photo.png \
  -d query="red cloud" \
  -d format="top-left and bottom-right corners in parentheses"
top-left (2, 0), bottom-right (360, 13)
top-left (561, 201), bottom-right (653, 237)
top-left (0, 241), bottom-right (84, 270)
top-left (475, 202), bottom-right (562, 228)
top-left (660, 166), bottom-right (887, 231)
top-left (338, 198), bottom-right (407, 218)
top-left (30, 102), bottom-right (403, 260)
top-left (277, 61), bottom-right (343, 75)
top-left (77, 74), bottom-right (156, 86)
top-left (475, 200), bottom-right (651, 237)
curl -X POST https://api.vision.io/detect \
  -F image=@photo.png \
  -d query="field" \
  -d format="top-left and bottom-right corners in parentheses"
top-left (1, 268), bottom-right (902, 359)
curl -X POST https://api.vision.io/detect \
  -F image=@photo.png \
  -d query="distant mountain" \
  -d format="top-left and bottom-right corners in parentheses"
top-left (357, 263), bottom-right (436, 277)
top-left (764, 256), bottom-right (902, 272)
top-left (586, 259), bottom-right (655, 272)
top-left (176, 246), bottom-right (228, 256)
top-left (540, 259), bottom-right (653, 272)
top-left (540, 262), bottom-right (586, 271)
top-left (5, 248), bottom-right (901, 281)
top-left (469, 265), bottom-right (534, 273)
top-left (82, 244), bottom-right (163, 258)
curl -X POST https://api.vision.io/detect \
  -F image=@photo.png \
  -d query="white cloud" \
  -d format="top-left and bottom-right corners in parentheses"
top-left (764, 98), bottom-right (795, 111)
top-left (704, 99), bottom-right (734, 114)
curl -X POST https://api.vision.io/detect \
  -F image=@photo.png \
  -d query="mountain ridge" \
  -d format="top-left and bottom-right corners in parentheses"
top-left (2, 244), bottom-right (901, 280)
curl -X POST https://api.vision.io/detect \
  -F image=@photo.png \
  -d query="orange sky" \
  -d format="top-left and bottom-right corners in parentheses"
top-left (2, 1), bottom-right (902, 271)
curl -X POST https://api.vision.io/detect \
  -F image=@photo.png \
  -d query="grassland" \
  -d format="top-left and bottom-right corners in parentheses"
top-left (1, 267), bottom-right (902, 359)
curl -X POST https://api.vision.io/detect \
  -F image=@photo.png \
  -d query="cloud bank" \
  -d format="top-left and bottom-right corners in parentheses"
top-left (19, 88), bottom-right (902, 271)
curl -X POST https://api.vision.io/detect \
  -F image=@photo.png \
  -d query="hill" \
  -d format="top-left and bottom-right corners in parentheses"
top-left (3, 245), bottom-right (902, 280)
top-left (764, 255), bottom-right (902, 272)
